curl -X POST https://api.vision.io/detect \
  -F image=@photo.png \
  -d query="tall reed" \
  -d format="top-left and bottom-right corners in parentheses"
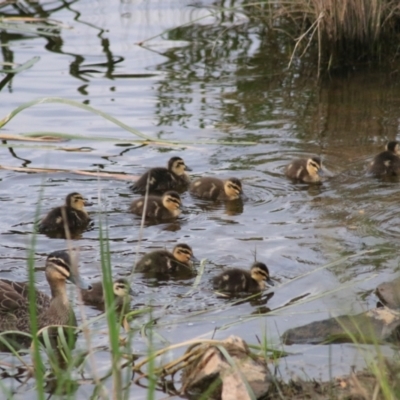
top-left (274, 0), bottom-right (400, 69)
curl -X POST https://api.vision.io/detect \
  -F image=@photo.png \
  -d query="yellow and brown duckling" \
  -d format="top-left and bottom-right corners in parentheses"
top-left (368, 141), bottom-right (400, 177)
top-left (38, 192), bottom-right (91, 235)
top-left (81, 278), bottom-right (134, 310)
top-left (130, 156), bottom-right (192, 193)
top-left (212, 262), bottom-right (274, 294)
top-left (0, 250), bottom-right (89, 334)
top-left (190, 177), bottom-right (243, 201)
top-left (135, 243), bottom-right (198, 274)
top-left (129, 191), bottom-right (182, 220)
top-left (285, 157), bottom-right (323, 183)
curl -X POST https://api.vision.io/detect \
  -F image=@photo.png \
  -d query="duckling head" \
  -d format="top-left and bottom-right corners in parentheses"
top-left (45, 250), bottom-right (90, 291)
top-left (250, 262), bottom-right (274, 289)
top-left (113, 278), bottom-right (135, 297)
top-left (172, 243), bottom-right (198, 265)
top-left (66, 192), bottom-right (87, 211)
top-left (306, 157), bottom-right (323, 179)
top-left (168, 157), bottom-right (192, 175)
top-left (162, 191), bottom-right (182, 215)
top-left (224, 178), bottom-right (243, 200)
top-left (386, 141), bottom-right (400, 154)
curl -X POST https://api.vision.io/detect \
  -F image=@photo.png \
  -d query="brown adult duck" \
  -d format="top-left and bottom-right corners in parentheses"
top-left (0, 250), bottom-right (89, 334)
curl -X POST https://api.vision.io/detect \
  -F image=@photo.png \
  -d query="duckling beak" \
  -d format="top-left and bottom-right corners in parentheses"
top-left (185, 165), bottom-right (193, 172)
top-left (266, 278), bottom-right (274, 287)
top-left (240, 192), bottom-right (248, 201)
top-left (69, 274), bottom-right (91, 290)
top-left (84, 199), bottom-right (93, 206)
top-left (190, 254), bottom-right (200, 263)
top-left (128, 287), bottom-right (136, 296)
top-left (317, 169), bottom-right (324, 177)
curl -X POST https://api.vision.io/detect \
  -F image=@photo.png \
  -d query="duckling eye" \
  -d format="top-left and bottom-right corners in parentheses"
top-left (228, 184), bottom-right (240, 192)
top-left (310, 162), bottom-right (319, 170)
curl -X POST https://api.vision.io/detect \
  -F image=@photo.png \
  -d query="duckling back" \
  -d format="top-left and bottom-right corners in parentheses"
top-left (213, 262), bottom-right (273, 294)
top-left (38, 192), bottom-right (91, 235)
top-left (129, 191), bottom-right (181, 220)
top-left (368, 142), bottom-right (400, 177)
top-left (135, 250), bottom-right (177, 274)
top-left (135, 244), bottom-right (196, 278)
top-left (212, 268), bottom-right (260, 293)
top-left (190, 177), bottom-right (242, 200)
top-left (285, 157), bottom-right (322, 183)
top-left (130, 157), bottom-right (191, 193)
top-left (81, 279), bottom-right (133, 311)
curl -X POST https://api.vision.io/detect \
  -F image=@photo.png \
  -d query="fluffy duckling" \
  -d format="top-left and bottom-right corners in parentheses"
top-left (212, 262), bottom-right (274, 294)
top-left (0, 250), bottom-right (89, 334)
top-left (368, 141), bottom-right (400, 177)
top-left (285, 157), bottom-right (323, 183)
top-left (81, 278), bottom-right (134, 310)
top-left (38, 192), bottom-right (91, 235)
top-left (129, 191), bottom-right (182, 220)
top-left (130, 156), bottom-right (192, 193)
top-left (135, 243), bottom-right (198, 274)
top-left (190, 177), bottom-right (243, 201)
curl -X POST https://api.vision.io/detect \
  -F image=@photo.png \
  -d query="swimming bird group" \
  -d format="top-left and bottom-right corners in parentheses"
top-left (1, 141), bottom-right (398, 336)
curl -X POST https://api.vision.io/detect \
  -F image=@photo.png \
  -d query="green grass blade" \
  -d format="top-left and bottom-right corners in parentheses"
top-left (0, 97), bottom-right (155, 141)
top-left (0, 56), bottom-right (40, 74)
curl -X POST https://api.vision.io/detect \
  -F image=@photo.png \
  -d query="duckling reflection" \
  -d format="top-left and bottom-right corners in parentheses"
top-left (38, 192), bottom-right (91, 238)
top-left (135, 244), bottom-right (198, 279)
top-left (193, 197), bottom-right (244, 216)
top-left (212, 262), bottom-right (274, 295)
top-left (285, 157), bottom-right (323, 183)
top-left (368, 141), bottom-right (400, 177)
top-left (129, 191), bottom-right (182, 221)
top-left (81, 278), bottom-right (134, 312)
top-left (130, 156), bottom-right (191, 194)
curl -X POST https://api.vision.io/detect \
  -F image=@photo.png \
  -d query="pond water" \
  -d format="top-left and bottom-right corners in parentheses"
top-left (1, 0), bottom-right (400, 398)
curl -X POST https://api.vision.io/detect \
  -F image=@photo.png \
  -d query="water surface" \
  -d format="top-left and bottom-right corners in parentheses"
top-left (1, 0), bottom-right (400, 397)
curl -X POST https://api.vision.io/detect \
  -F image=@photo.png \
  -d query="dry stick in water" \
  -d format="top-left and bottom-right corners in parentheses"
top-left (0, 164), bottom-right (138, 181)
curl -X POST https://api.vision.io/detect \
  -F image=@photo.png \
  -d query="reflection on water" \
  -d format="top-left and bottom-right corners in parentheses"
top-left (192, 197), bottom-right (244, 216)
top-left (1, 0), bottom-right (400, 396)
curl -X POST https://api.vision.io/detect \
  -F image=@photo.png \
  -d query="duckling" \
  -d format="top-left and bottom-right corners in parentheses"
top-left (0, 250), bottom-right (89, 334)
top-left (130, 156), bottom-right (192, 193)
top-left (190, 177), bottom-right (243, 201)
top-left (38, 192), bottom-right (91, 235)
top-left (285, 157), bottom-right (323, 183)
top-left (368, 141), bottom-right (400, 177)
top-left (212, 262), bottom-right (274, 294)
top-left (135, 243), bottom-right (198, 274)
top-left (81, 278), bottom-right (134, 310)
top-left (129, 191), bottom-right (182, 220)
